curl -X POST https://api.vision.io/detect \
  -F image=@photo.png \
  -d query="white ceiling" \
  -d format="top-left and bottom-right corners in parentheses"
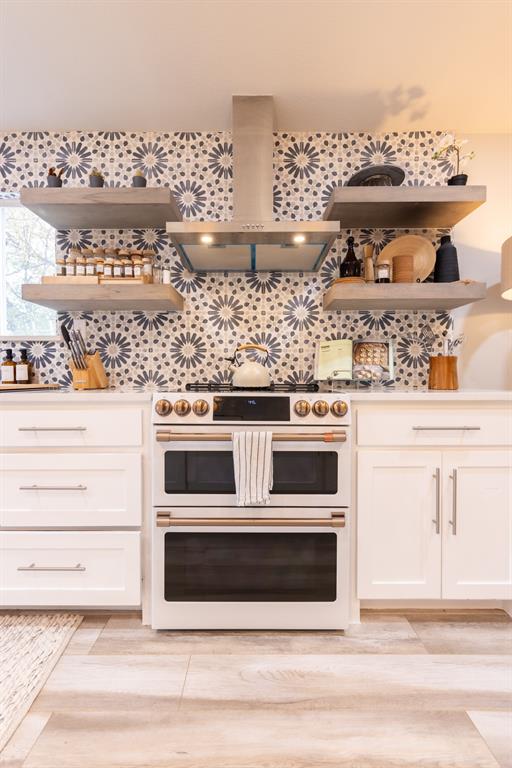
top-left (1, 0), bottom-right (511, 133)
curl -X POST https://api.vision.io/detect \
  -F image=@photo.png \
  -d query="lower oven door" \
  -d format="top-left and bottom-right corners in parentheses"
top-left (153, 426), bottom-right (350, 508)
top-left (151, 510), bottom-right (349, 630)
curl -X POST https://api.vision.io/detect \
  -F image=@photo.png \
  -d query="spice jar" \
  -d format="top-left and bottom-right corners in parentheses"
top-left (65, 255), bottom-right (76, 276)
top-left (113, 257), bottom-right (124, 278)
top-left (152, 265), bottom-right (162, 284)
top-left (86, 256), bottom-right (97, 276)
top-left (375, 261), bottom-right (391, 284)
top-left (56, 258), bottom-right (66, 276)
top-left (103, 257), bottom-right (114, 278)
top-left (142, 256), bottom-right (153, 280)
top-left (123, 258), bottom-right (133, 278)
top-left (95, 257), bottom-right (105, 276)
top-left (76, 255), bottom-right (86, 276)
top-left (133, 257), bottom-right (143, 278)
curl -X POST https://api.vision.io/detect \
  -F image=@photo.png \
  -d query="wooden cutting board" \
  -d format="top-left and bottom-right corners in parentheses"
top-left (0, 383), bottom-right (60, 391)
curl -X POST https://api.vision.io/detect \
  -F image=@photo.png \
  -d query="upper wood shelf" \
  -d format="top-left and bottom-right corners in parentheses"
top-left (323, 281), bottom-right (486, 311)
top-left (323, 185), bottom-right (486, 228)
top-left (22, 283), bottom-right (184, 312)
top-left (20, 187), bottom-right (183, 230)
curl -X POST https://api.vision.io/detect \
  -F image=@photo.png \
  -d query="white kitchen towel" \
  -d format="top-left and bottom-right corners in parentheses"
top-left (233, 431), bottom-right (273, 506)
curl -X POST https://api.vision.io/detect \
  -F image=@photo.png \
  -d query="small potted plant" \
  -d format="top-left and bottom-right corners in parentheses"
top-left (433, 134), bottom-right (475, 185)
top-left (47, 167), bottom-right (64, 187)
top-left (89, 168), bottom-right (105, 187)
top-left (132, 169), bottom-right (147, 188)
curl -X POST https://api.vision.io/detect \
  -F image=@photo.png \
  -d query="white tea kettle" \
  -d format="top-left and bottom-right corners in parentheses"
top-left (228, 344), bottom-right (272, 389)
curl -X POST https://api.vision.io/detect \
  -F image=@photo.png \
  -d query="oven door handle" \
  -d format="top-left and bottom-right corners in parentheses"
top-left (156, 431), bottom-right (346, 443)
top-left (156, 513), bottom-right (345, 528)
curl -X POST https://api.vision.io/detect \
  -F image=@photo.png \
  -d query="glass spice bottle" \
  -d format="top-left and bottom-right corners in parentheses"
top-left (86, 256), bottom-right (96, 276)
top-left (95, 257), bottom-right (105, 276)
top-left (103, 257), bottom-right (114, 278)
top-left (133, 257), bottom-right (143, 278)
top-left (113, 257), bottom-right (124, 278)
top-left (65, 255), bottom-right (76, 276)
top-left (76, 255), bottom-right (86, 276)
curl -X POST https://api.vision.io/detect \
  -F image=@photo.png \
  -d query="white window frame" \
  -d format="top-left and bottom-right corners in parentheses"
top-left (0, 200), bottom-right (59, 340)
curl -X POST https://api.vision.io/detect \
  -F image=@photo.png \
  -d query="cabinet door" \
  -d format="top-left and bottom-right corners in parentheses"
top-left (357, 450), bottom-right (442, 599)
top-left (443, 451), bottom-right (512, 599)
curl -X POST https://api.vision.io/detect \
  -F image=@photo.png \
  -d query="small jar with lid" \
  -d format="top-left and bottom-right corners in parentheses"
top-left (85, 256), bottom-right (96, 276)
top-left (65, 254), bottom-right (76, 276)
top-left (113, 257), bottom-right (124, 278)
top-left (95, 256), bottom-right (105, 276)
top-left (103, 257), bottom-right (114, 277)
top-left (123, 258), bottom-right (133, 278)
top-left (375, 260), bottom-right (391, 284)
top-left (132, 257), bottom-right (143, 278)
top-left (142, 255), bottom-right (153, 280)
top-left (56, 257), bottom-right (66, 276)
top-left (76, 255), bottom-right (86, 276)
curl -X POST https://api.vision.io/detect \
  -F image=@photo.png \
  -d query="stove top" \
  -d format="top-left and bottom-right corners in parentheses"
top-left (186, 382), bottom-right (319, 393)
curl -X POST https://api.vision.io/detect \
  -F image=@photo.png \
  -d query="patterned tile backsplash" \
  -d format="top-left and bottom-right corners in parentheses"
top-left (0, 129), bottom-right (456, 390)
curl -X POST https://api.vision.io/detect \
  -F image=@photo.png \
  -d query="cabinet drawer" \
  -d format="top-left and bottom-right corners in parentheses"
top-left (0, 409), bottom-right (142, 448)
top-left (0, 531), bottom-right (140, 607)
top-left (357, 407), bottom-right (512, 447)
top-left (0, 453), bottom-right (141, 528)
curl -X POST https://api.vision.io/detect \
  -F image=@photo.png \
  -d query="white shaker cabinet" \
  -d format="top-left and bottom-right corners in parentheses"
top-left (442, 451), bottom-right (512, 599)
top-left (357, 451), bottom-right (442, 599)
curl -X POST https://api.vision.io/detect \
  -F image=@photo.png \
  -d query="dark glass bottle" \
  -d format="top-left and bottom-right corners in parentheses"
top-left (339, 236), bottom-right (361, 278)
top-left (16, 348), bottom-right (32, 385)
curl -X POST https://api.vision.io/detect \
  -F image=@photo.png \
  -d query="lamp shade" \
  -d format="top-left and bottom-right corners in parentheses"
top-left (502, 236), bottom-right (512, 300)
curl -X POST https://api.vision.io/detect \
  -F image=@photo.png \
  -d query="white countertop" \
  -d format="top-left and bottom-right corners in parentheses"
top-left (0, 388), bottom-right (509, 404)
top-left (0, 388), bottom-right (152, 404)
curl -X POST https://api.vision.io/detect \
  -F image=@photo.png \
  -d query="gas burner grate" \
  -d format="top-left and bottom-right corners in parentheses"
top-left (185, 382), bottom-right (319, 393)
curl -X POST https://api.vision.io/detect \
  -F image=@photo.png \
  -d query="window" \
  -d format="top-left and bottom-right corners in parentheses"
top-left (0, 203), bottom-right (56, 337)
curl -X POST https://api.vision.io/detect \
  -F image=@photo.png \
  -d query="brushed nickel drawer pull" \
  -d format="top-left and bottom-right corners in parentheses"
top-left (412, 426), bottom-right (481, 431)
top-left (17, 563), bottom-right (86, 572)
top-left (19, 484), bottom-right (87, 491)
top-left (156, 515), bottom-right (345, 528)
top-left (18, 426), bottom-right (87, 432)
top-left (156, 431), bottom-right (346, 443)
top-left (432, 468), bottom-right (441, 534)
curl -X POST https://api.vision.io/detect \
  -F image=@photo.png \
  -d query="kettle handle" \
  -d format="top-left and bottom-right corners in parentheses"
top-left (236, 343), bottom-right (268, 353)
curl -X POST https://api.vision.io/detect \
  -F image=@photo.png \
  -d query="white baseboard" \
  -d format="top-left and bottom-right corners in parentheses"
top-left (360, 599), bottom-right (507, 611)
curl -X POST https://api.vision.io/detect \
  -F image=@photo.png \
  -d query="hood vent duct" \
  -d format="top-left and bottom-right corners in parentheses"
top-left (166, 95), bottom-right (339, 272)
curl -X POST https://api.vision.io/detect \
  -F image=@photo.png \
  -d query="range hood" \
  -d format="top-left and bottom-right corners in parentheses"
top-left (166, 96), bottom-right (340, 272)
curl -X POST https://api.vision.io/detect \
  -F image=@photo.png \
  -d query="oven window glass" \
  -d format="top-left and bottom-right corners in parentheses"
top-left (164, 532), bottom-right (337, 601)
top-left (164, 451), bottom-right (338, 494)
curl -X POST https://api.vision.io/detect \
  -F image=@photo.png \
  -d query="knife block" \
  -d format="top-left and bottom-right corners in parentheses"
top-left (69, 352), bottom-right (109, 390)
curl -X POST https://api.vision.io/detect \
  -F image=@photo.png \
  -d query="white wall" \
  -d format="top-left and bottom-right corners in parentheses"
top-left (452, 133), bottom-right (512, 390)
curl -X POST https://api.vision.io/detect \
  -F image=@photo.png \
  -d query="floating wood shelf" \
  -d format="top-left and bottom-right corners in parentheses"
top-left (20, 187), bottom-right (183, 229)
top-left (323, 282), bottom-right (486, 311)
top-left (22, 283), bottom-right (184, 312)
top-left (323, 186), bottom-right (486, 228)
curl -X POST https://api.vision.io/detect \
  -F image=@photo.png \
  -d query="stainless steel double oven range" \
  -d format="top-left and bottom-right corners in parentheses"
top-left (151, 384), bottom-right (351, 630)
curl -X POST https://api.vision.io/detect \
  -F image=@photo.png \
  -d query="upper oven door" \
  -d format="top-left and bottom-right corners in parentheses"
top-left (153, 425), bottom-right (350, 508)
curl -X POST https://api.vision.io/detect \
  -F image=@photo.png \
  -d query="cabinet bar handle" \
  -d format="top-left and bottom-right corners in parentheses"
top-left (18, 426), bottom-right (87, 432)
top-left (17, 563), bottom-right (86, 572)
top-left (449, 469), bottom-right (458, 535)
top-left (412, 426), bottom-right (480, 431)
top-left (19, 484), bottom-right (87, 491)
top-left (432, 468), bottom-right (441, 534)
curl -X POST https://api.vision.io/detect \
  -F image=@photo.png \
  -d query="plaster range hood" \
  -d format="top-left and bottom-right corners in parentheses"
top-left (166, 96), bottom-right (340, 272)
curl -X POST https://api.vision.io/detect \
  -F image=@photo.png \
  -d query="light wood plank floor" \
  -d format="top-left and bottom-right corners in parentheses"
top-left (1, 610), bottom-right (511, 768)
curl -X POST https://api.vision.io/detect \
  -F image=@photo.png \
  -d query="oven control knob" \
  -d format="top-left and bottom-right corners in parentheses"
top-left (192, 399), bottom-right (209, 416)
top-left (312, 399), bottom-right (329, 417)
top-left (294, 399), bottom-right (311, 417)
top-left (155, 399), bottom-right (172, 417)
top-left (331, 400), bottom-right (348, 417)
top-left (174, 399), bottom-right (191, 417)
